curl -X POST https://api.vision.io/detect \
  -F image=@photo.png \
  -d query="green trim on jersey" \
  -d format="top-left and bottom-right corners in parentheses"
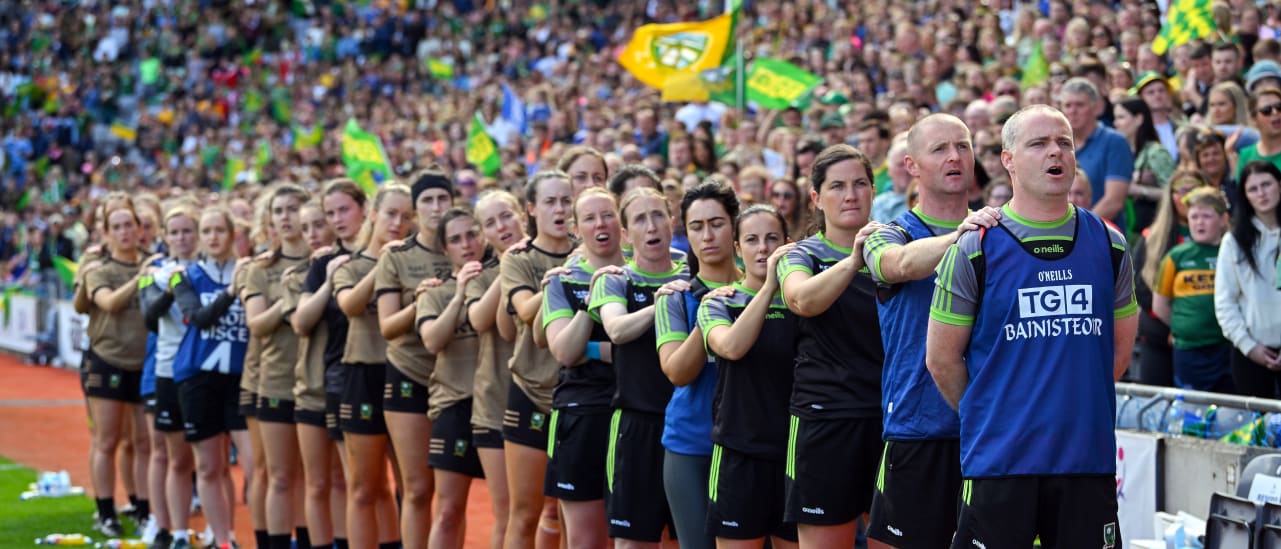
top-left (1001, 203), bottom-right (1073, 229)
top-left (546, 409), bottom-right (560, 459)
top-left (607, 409), bottom-right (621, 493)
top-left (911, 206), bottom-right (964, 230)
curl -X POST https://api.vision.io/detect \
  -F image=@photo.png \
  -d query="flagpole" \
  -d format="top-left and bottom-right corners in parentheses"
top-left (726, 0), bottom-right (744, 112)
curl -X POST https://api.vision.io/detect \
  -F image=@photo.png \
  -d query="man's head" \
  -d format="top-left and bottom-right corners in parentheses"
top-left (1189, 41), bottom-right (1213, 85)
top-left (668, 135), bottom-right (691, 170)
top-left (1245, 60), bottom-right (1281, 93)
top-left (1001, 105), bottom-right (1077, 201)
top-left (636, 107), bottom-right (658, 137)
top-left (1057, 77), bottom-right (1102, 136)
top-left (887, 137), bottom-right (911, 193)
top-left (1251, 88), bottom-right (1281, 142)
top-left (905, 114), bottom-right (974, 198)
top-left (963, 100), bottom-right (993, 134)
top-left (1212, 42), bottom-right (1242, 84)
top-left (1133, 72), bottom-right (1172, 116)
top-left (855, 120), bottom-right (890, 163)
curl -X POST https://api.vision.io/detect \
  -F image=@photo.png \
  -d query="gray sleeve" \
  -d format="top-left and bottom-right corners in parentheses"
top-left (1107, 224), bottom-right (1140, 316)
top-left (930, 230), bottom-right (983, 326)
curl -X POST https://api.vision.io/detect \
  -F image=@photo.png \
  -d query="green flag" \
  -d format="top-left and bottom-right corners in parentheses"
top-left (743, 57), bottom-right (822, 110)
top-left (341, 119), bottom-right (394, 196)
top-left (292, 124), bottom-right (323, 150)
top-left (425, 57), bottom-right (454, 80)
top-left (244, 89), bottom-right (264, 114)
top-left (223, 156), bottom-right (247, 191)
top-left (269, 87), bottom-right (292, 124)
top-left (1153, 0), bottom-right (1216, 55)
top-left (1021, 40), bottom-right (1050, 89)
top-left (466, 113), bottom-right (502, 177)
top-left (254, 141), bottom-right (272, 174)
top-left (52, 256), bottom-right (77, 288)
top-left (140, 57), bottom-right (162, 86)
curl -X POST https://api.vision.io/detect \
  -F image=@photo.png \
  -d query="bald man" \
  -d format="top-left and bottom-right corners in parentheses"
top-left (927, 105), bottom-right (1137, 548)
top-left (862, 114), bottom-right (999, 549)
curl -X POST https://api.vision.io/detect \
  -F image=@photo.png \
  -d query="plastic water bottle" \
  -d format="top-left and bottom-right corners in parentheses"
top-left (96, 540), bottom-right (147, 549)
top-left (1166, 395), bottom-right (1186, 437)
top-left (1267, 413), bottom-right (1281, 447)
top-left (35, 534), bottom-right (92, 545)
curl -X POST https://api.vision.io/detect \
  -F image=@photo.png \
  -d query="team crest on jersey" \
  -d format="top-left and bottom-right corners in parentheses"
top-left (268, 398), bottom-right (279, 409)
top-left (400, 382), bottom-right (413, 398)
top-left (109, 374), bottom-right (121, 389)
top-left (573, 289), bottom-right (589, 301)
top-left (360, 403), bottom-right (373, 420)
top-left (454, 439), bottom-right (468, 457)
top-left (633, 292), bottom-right (649, 303)
top-left (1102, 521), bottom-right (1116, 548)
top-left (530, 412), bottom-right (546, 431)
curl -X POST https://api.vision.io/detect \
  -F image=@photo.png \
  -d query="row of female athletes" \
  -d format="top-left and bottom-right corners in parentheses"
top-left (74, 141), bottom-right (887, 549)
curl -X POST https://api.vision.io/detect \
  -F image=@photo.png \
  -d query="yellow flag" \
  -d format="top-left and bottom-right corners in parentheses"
top-left (619, 13), bottom-right (735, 89)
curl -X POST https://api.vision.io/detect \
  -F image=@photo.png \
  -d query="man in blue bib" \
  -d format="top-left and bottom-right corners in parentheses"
top-left (927, 104), bottom-right (1139, 549)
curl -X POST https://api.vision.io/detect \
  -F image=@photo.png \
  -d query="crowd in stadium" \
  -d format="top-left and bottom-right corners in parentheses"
top-left (2, 0), bottom-right (1281, 548)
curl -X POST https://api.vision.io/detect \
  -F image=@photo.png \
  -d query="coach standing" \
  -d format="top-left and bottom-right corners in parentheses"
top-left (926, 104), bottom-right (1139, 549)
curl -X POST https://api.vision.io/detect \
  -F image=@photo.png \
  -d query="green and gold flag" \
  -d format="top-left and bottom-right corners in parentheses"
top-left (341, 119), bottom-right (394, 196)
top-left (1021, 40), bottom-right (1050, 89)
top-left (618, 8), bottom-right (737, 89)
top-left (53, 256), bottom-right (77, 287)
top-left (466, 113), bottom-right (502, 177)
top-left (222, 156), bottom-right (246, 191)
top-left (1152, 0), bottom-right (1216, 55)
top-left (292, 124), bottom-right (323, 150)
top-left (743, 57), bottom-right (821, 110)
top-left (425, 57), bottom-right (454, 80)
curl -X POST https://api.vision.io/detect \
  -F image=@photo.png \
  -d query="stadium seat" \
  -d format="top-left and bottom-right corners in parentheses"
top-left (1239, 454), bottom-right (1281, 500)
top-left (1206, 492), bottom-right (1260, 549)
top-left (1259, 502), bottom-right (1281, 549)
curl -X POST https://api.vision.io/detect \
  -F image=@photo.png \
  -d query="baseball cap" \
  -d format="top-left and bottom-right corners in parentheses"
top-left (1246, 60), bottom-right (1281, 92)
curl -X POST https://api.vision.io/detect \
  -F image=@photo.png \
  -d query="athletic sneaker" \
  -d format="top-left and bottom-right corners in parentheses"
top-left (198, 525), bottom-right (214, 546)
top-left (140, 515), bottom-right (159, 542)
top-left (168, 537), bottom-right (191, 549)
top-left (94, 516), bottom-right (124, 538)
top-left (150, 529), bottom-right (174, 549)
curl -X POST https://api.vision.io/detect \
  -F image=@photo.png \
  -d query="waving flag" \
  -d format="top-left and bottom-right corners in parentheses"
top-left (619, 9), bottom-right (737, 89)
top-left (500, 82), bottom-right (528, 136)
top-left (341, 119), bottom-right (394, 196)
top-left (744, 57), bottom-right (821, 110)
top-left (1152, 0), bottom-right (1217, 55)
top-left (466, 113), bottom-right (502, 177)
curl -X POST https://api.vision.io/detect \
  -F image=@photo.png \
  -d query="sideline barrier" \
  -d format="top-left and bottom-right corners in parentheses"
top-left (1116, 382), bottom-right (1281, 539)
top-left (56, 300), bottom-right (89, 368)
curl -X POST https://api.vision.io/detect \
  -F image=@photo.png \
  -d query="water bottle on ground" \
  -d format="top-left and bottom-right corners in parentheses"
top-left (35, 534), bottom-right (92, 545)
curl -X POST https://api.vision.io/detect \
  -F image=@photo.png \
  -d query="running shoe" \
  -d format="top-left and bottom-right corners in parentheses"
top-left (94, 516), bottom-right (124, 538)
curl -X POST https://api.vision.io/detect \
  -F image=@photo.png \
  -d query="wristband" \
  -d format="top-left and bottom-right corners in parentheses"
top-left (586, 341), bottom-right (601, 361)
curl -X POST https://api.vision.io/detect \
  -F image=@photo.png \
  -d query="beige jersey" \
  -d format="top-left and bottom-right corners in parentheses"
top-left (500, 244), bottom-right (571, 412)
top-left (284, 264), bottom-right (327, 412)
top-left (332, 251), bottom-right (386, 366)
top-left (85, 258), bottom-right (147, 370)
top-left (245, 253), bottom-right (308, 401)
top-left (416, 278), bottom-right (480, 420)
top-left (235, 266), bottom-right (262, 393)
top-left (375, 238), bottom-right (452, 387)
top-left (466, 263), bottom-right (510, 431)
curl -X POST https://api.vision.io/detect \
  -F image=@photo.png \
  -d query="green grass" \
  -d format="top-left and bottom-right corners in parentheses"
top-left (0, 456), bottom-right (140, 546)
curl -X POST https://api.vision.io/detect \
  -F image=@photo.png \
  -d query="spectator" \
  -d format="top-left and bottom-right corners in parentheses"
top-left (1205, 81), bottom-right (1261, 153)
top-left (1132, 72), bottom-right (1183, 160)
top-left (1237, 88), bottom-right (1281, 180)
top-left (1113, 96), bottom-right (1176, 233)
top-left (1215, 160), bottom-right (1281, 397)
top-left (1153, 187), bottom-right (1235, 393)
top-left (1061, 77), bottom-right (1135, 225)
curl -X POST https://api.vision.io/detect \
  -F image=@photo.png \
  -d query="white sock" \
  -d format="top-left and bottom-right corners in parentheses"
top-left (173, 529), bottom-right (190, 542)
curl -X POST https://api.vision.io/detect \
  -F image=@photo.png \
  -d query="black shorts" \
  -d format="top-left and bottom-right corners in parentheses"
top-left (473, 428), bottom-right (503, 449)
top-left (502, 383), bottom-right (551, 450)
top-left (238, 389), bottom-right (257, 417)
top-left (179, 372), bottom-right (246, 442)
top-left (153, 377), bottom-right (185, 433)
top-left (82, 351), bottom-right (142, 403)
top-left (295, 407), bottom-right (326, 428)
top-left (340, 363), bottom-right (387, 435)
top-left (951, 476), bottom-right (1120, 549)
top-left (707, 444), bottom-right (796, 541)
top-left (325, 392), bottom-right (344, 441)
top-left (383, 363), bottom-right (429, 414)
top-left (143, 393), bottom-right (157, 415)
top-left (868, 439), bottom-right (962, 549)
top-left (256, 396), bottom-right (296, 424)
top-left (605, 409), bottom-right (674, 542)
top-left (545, 407), bottom-right (610, 501)
top-left (784, 415), bottom-right (883, 526)
top-left (428, 399), bottom-right (485, 478)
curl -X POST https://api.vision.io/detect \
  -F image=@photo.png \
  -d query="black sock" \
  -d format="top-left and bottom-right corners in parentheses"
top-left (135, 498), bottom-right (150, 518)
top-left (295, 527), bottom-right (310, 548)
top-left (95, 498), bottom-right (115, 520)
top-left (378, 542), bottom-right (401, 549)
top-left (334, 538), bottom-right (349, 549)
top-left (254, 529), bottom-right (270, 549)
top-left (128, 494), bottom-right (140, 509)
top-left (268, 533), bottom-right (292, 549)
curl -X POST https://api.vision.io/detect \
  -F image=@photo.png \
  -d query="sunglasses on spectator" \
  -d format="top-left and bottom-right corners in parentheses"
top-left (1257, 104), bottom-right (1281, 117)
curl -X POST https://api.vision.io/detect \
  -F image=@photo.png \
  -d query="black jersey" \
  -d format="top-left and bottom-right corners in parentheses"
top-left (699, 282), bottom-right (797, 459)
top-left (776, 233), bottom-right (884, 419)
top-left (303, 245), bottom-right (350, 394)
top-left (588, 260), bottom-right (689, 416)
top-left (541, 256), bottom-right (616, 409)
